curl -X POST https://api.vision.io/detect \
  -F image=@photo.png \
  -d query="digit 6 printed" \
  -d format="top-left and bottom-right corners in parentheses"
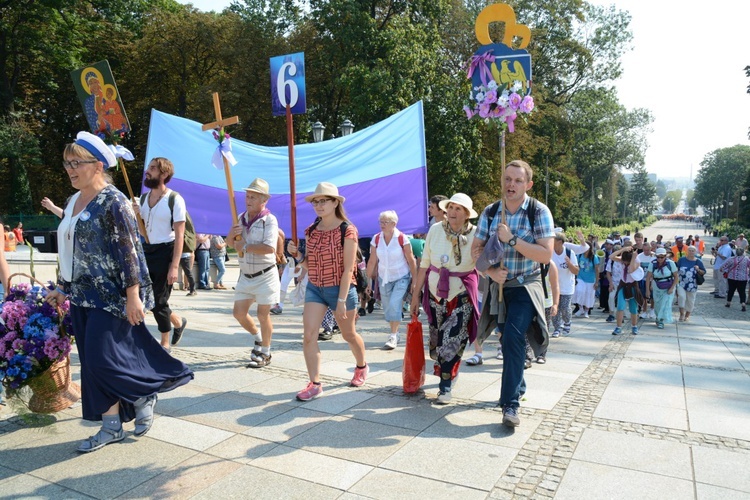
top-left (277, 62), bottom-right (299, 108)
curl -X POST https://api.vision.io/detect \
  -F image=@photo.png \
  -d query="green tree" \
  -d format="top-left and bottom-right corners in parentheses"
top-left (629, 170), bottom-right (657, 217)
top-left (694, 145), bottom-right (750, 221)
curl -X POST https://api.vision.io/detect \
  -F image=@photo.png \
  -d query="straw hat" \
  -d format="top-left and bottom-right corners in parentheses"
top-left (304, 182), bottom-right (345, 203)
top-left (244, 178), bottom-right (270, 197)
top-left (438, 193), bottom-right (478, 219)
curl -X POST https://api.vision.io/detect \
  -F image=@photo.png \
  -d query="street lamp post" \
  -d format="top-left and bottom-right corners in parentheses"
top-left (313, 119), bottom-right (355, 142)
top-left (339, 119), bottom-right (355, 137)
top-left (312, 121), bottom-right (325, 143)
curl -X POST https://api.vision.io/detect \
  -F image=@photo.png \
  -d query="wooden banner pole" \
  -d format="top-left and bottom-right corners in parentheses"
top-left (112, 140), bottom-right (149, 244)
top-left (286, 104), bottom-right (298, 245)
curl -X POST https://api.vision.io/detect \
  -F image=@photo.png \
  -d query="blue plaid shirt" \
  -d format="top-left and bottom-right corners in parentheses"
top-left (475, 194), bottom-right (555, 279)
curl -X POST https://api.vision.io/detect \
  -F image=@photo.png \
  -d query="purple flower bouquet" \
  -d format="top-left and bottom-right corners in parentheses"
top-left (1, 280), bottom-right (74, 393)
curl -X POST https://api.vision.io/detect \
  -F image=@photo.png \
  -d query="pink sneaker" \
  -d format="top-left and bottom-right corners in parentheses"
top-left (296, 382), bottom-right (323, 401)
top-left (351, 364), bottom-right (369, 387)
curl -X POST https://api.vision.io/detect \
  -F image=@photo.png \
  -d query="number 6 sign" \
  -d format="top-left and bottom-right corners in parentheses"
top-left (270, 52), bottom-right (307, 116)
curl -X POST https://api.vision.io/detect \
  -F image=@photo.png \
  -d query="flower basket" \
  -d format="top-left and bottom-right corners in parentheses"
top-left (1, 273), bottom-right (79, 413)
top-left (26, 356), bottom-right (80, 413)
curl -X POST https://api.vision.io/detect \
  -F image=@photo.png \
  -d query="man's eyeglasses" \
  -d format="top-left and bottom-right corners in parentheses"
top-left (310, 198), bottom-right (333, 206)
top-left (63, 159), bottom-right (98, 170)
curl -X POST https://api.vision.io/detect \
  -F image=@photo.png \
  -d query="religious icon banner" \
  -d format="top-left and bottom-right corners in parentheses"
top-left (70, 60), bottom-right (131, 138)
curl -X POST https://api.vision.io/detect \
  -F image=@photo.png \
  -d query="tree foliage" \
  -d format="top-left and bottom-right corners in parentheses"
top-left (694, 145), bottom-right (750, 222)
top-left (1, 0), bottom-right (654, 229)
top-left (628, 170), bottom-right (657, 217)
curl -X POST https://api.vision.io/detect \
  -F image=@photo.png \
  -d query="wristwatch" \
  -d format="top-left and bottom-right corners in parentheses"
top-left (508, 235), bottom-right (518, 247)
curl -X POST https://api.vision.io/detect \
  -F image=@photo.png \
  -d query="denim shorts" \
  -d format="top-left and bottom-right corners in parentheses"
top-left (305, 283), bottom-right (358, 310)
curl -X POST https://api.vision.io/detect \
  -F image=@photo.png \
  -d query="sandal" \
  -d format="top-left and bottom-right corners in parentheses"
top-left (134, 395), bottom-right (157, 437)
top-left (77, 426), bottom-right (125, 453)
top-left (247, 352), bottom-right (272, 368)
top-left (465, 354), bottom-right (483, 366)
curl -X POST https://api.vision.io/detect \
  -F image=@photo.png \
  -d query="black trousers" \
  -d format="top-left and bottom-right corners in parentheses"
top-left (180, 255), bottom-right (195, 292)
top-left (727, 279), bottom-right (747, 304)
top-left (144, 242), bottom-right (175, 333)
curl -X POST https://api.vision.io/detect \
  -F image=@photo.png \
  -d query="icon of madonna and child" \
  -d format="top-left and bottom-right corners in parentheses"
top-left (71, 62), bottom-right (131, 139)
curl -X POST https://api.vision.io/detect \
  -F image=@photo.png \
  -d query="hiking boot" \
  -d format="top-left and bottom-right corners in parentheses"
top-left (351, 364), bottom-right (369, 387)
top-left (502, 406), bottom-right (520, 427)
top-left (296, 382), bottom-right (323, 401)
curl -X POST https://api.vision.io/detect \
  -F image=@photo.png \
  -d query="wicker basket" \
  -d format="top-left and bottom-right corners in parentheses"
top-left (26, 356), bottom-right (81, 413)
top-left (5, 273), bottom-right (81, 413)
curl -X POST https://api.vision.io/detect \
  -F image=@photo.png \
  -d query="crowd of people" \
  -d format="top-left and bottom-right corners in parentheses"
top-left (4, 136), bottom-right (750, 450)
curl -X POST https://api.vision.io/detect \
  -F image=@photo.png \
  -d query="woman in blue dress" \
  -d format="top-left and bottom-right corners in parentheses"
top-left (46, 132), bottom-right (193, 452)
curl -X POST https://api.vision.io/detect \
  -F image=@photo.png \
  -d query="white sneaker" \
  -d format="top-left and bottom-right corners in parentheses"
top-left (574, 309), bottom-right (584, 317)
top-left (648, 310), bottom-right (656, 319)
top-left (583, 311), bottom-right (590, 318)
top-left (383, 334), bottom-right (398, 350)
top-left (639, 312), bottom-right (648, 319)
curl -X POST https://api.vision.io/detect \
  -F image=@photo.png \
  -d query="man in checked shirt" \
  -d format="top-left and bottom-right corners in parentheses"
top-left (472, 160), bottom-right (554, 428)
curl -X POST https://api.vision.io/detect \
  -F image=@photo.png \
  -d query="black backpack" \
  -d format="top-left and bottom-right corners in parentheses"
top-left (140, 191), bottom-right (196, 253)
top-left (484, 197), bottom-right (551, 299)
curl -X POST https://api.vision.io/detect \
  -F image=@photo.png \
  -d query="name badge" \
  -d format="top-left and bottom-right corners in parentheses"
top-left (440, 254), bottom-right (449, 265)
top-left (80, 211), bottom-right (91, 221)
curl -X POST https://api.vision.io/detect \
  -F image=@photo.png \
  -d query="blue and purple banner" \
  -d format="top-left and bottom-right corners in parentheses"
top-left (143, 101), bottom-right (428, 238)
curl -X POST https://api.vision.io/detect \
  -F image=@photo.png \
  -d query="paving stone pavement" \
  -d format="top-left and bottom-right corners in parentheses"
top-left (1, 219), bottom-right (749, 499)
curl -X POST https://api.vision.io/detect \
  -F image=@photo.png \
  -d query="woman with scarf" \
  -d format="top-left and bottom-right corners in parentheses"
top-left (45, 132), bottom-right (193, 452)
top-left (647, 247), bottom-right (678, 329)
top-left (410, 193), bottom-right (479, 405)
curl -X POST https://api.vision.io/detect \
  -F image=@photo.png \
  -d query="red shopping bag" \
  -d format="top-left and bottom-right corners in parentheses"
top-left (403, 315), bottom-right (426, 394)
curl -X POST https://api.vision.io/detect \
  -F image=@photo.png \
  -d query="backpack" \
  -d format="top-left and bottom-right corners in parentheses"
top-left (485, 197), bottom-right (551, 299)
top-left (309, 218), bottom-right (368, 293)
top-left (374, 232), bottom-right (407, 248)
top-left (140, 191), bottom-right (196, 253)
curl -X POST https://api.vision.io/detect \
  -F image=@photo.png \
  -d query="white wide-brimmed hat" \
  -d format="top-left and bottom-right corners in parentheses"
top-left (74, 131), bottom-right (117, 168)
top-left (244, 178), bottom-right (270, 197)
top-left (304, 182), bottom-right (345, 203)
top-left (438, 193), bottom-right (478, 219)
